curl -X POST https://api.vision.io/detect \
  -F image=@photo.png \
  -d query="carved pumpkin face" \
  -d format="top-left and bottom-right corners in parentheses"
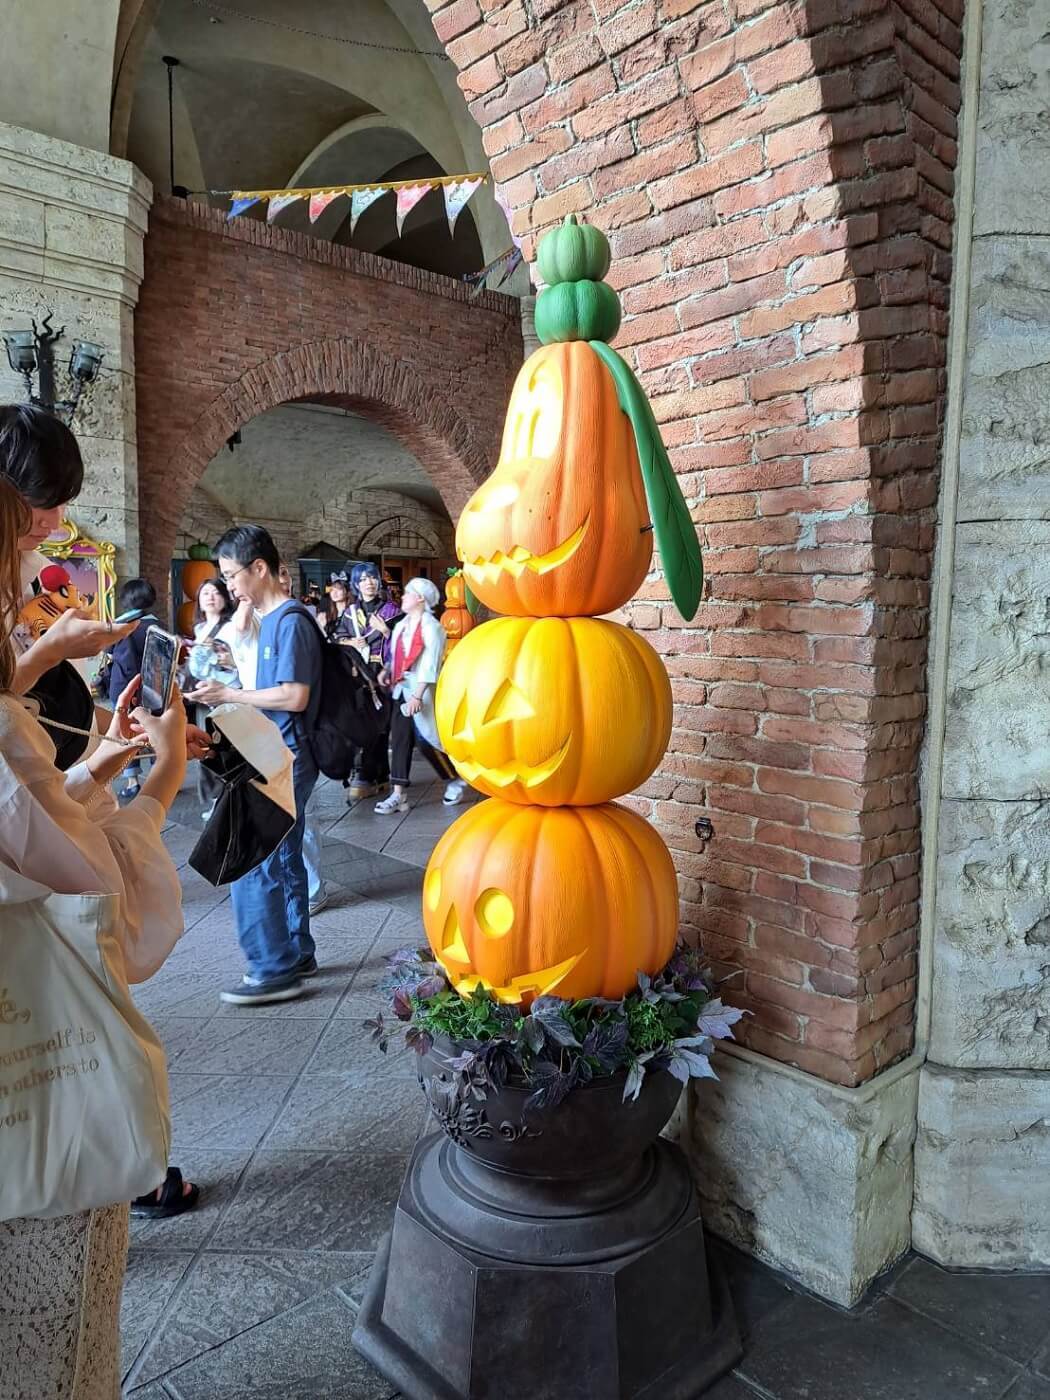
top-left (441, 606), bottom-right (474, 642)
top-left (424, 800), bottom-right (678, 1006)
top-left (445, 573), bottom-right (466, 607)
top-left (436, 617), bottom-right (671, 806)
top-left (456, 343), bottom-right (651, 618)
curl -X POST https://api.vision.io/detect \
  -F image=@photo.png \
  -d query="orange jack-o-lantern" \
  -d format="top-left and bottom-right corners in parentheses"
top-left (436, 617), bottom-right (670, 806)
top-left (441, 606), bottom-right (474, 644)
top-left (423, 799), bottom-right (678, 1006)
top-left (456, 343), bottom-right (652, 618)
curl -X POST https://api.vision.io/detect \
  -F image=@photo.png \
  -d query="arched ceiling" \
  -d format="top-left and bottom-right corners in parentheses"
top-left (199, 402), bottom-right (448, 521)
top-left (119, 0), bottom-right (516, 276)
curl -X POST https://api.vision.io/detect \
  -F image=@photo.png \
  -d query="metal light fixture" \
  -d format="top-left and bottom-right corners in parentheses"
top-left (2, 313), bottom-right (104, 425)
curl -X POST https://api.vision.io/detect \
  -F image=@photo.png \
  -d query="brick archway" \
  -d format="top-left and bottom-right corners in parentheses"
top-left (135, 198), bottom-right (522, 599)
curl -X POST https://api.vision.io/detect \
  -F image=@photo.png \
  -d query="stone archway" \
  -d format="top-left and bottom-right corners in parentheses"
top-left (135, 198), bottom-right (521, 596)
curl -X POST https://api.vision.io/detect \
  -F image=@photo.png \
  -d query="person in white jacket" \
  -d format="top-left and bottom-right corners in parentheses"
top-left (375, 577), bottom-right (465, 815)
top-left (0, 473), bottom-right (196, 1400)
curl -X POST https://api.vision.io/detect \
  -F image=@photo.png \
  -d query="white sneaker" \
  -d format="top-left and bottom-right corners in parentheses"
top-left (443, 780), bottom-right (467, 807)
top-left (375, 792), bottom-right (409, 815)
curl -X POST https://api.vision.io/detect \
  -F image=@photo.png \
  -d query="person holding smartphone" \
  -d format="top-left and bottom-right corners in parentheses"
top-left (0, 473), bottom-right (202, 1399)
top-left (187, 525), bottom-right (324, 1005)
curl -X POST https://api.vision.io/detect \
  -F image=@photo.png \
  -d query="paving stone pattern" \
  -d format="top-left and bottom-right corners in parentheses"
top-left (123, 774), bottom-right (1050, 1398)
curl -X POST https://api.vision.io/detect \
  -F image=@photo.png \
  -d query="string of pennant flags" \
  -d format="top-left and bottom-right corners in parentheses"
top-left (220, 172), bottom-right (489, 240)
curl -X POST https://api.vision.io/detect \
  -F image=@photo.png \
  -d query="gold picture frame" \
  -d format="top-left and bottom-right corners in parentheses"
top-left (38, 517), bottom-right (117, 624)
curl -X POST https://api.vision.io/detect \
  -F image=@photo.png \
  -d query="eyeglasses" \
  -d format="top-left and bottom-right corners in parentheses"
top-left (219, 563), bottom-right (252, 585)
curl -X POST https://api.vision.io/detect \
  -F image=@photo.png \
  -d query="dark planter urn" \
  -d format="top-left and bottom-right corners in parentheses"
top-left (353, 1042), bottom-right (741, 1399)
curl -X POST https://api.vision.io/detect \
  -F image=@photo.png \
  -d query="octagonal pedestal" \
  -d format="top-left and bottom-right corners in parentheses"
top-left (353, 1115), bottom-right (740, 1400)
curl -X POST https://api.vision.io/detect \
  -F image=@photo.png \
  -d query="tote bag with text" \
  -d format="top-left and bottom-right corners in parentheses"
top-left (0, 869), bottom-right (170, 1221)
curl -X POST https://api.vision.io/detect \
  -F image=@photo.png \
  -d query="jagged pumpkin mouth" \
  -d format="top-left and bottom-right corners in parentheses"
top-left (463, 518), bottom-right (588, 585)
top-left (450, 739), bottom-right (570, 791)
top-left (435, 893), bottom-right (584, 1003)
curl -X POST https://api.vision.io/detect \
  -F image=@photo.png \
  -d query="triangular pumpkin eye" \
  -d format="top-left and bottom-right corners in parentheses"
top-left (483, 680), bottom-right (536, 726)
top-left (452, 694), bottom-right (474, 743)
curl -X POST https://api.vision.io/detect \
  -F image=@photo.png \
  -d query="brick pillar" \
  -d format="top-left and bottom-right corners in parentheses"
top-left (427, 0), bottom-right (963, 1302)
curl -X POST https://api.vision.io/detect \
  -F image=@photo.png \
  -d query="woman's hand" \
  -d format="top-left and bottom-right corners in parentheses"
top-left (350, 637), bottom-right (370, 659)
top-left (377, 667), bottom-right (391, 689)
top-left (40, 607), bottom-right (137, 662)
top-left (102, 675), bottom-right (148, 750)
top-left (133, 697), bottom-right (188, 812)
top-left (371, 615), bottom-right (390, 638)
top-left (404, 694), bottom-right (423, 717)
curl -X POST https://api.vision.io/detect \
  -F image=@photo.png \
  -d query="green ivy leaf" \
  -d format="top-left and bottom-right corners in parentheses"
top-left (589, 340), bottom-right (704, 621)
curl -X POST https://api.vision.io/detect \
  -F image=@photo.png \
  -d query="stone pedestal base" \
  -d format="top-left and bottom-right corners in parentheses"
top-left (353, 1131), bottom-right (740, 1399)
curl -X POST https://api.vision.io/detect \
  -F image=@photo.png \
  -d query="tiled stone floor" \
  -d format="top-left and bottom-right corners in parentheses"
top-left (123, 773), bottom-right (1050, 1399)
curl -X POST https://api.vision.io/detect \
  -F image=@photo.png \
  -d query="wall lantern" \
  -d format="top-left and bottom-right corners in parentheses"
top-left (2, 313), bottom-right (104, 425)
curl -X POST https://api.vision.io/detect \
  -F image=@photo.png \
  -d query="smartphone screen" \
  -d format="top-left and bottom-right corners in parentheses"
top-left (140, 626), bottom-right (179, 716)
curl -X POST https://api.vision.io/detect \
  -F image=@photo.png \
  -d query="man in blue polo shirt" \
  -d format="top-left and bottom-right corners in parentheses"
top-left (188, 524), bottom-right (323, 1005)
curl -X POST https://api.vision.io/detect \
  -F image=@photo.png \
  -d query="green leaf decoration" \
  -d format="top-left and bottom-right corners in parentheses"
top-left (589, 340), bottom-right (703, 620)
top-left (464, 580), bottom-right (481, 617)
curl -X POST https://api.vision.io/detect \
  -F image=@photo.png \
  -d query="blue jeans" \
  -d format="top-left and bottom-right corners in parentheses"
top-left (230, 747), bottom-right (318, 981)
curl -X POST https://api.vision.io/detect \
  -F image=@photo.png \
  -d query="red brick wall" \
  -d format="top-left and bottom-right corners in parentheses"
top-left (432, 0), bottom-right (963, 1086)
top-left (135, 199), bottom-right (523, 600)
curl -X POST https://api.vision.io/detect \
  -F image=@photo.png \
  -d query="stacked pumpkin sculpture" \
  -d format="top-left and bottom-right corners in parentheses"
top-left (439, 568), bottom-right (475, 652)
top-left (425, 214), bottom-right (704, 1012)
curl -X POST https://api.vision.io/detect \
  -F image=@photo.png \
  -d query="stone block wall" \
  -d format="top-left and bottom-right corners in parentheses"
top-left (431, 0), bottom-right (963, 1087)
top-left (912, 0), bottom-right (1050, 1269)
top-left (0, 121), bottom-right (150, 571)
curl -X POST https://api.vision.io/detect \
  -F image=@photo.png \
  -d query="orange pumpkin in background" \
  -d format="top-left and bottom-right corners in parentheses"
top-left (441, 606), bottom-right (474, 650)
top-left (456, 343), bottom-right (652, 618)
top-left (423, 799), bottom-right (678, 1006)
top-left (436, 616), bottom-right (671, 806)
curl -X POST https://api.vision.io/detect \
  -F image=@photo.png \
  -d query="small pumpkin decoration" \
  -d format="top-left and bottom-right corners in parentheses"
top-left (441, 606), bottom-right (474, 647)
top-left (445, 571), bottom-right (467, 608)
top-left (436, 616), bottom-right (670, 806)
top-left (536, 214), bottom-right (611, 287)
top-left (187, 540), bottom-right (213, 561)
top-left (456, 342), bottom-right (651, 618)
top-left (423, 799), bottom-right (678, 1006)
top-left (534, 279), bottom-right (621, 346)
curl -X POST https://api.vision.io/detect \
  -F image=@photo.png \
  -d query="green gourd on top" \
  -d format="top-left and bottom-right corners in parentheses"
top-left (534, 216), bottom-right (621, 346)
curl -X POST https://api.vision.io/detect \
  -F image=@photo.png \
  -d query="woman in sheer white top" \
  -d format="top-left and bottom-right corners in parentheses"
top-left (0, 472), bottom-right (195, 1400)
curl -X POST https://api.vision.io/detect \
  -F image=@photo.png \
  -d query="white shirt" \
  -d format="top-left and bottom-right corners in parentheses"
top-left (389, 610), bottom-right (446, 750)
top-left (0, 694), bottom-right (183, 983)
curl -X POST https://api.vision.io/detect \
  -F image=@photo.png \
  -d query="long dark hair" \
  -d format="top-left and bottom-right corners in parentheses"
top-left (0, 477), bottom-right (31, 691)
top-left (194, 576), bottom-right (234, 629)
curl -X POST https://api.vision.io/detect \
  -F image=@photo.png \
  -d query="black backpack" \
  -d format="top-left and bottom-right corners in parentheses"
top-left (280, 604), bottom-right (391, 781)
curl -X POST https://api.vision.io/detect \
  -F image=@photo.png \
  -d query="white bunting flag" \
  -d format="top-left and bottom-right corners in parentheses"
top-left (442, 178), bottom-right (482, 236)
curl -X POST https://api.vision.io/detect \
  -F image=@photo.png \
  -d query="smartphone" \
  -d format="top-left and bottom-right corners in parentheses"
top-left (139, 625), bottom-right (180, 716)
top-left (114, 607), bottom-right (144, 623)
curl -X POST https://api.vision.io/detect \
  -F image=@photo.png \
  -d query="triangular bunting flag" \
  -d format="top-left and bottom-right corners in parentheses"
top-left (350, 186), bottom-right (388, 236)
top-left (494, 190), bottom-right (522, 250)
top-left (443, 178), bottom-right (482, 236)
top-left (267, 193), bottom-right (301, 222)
top-left (308, 191), bottom-right (341, 223)
top-left (395, 183), bottom-right (430, 237)
top-left (227, 196), bottom-right (261, 220)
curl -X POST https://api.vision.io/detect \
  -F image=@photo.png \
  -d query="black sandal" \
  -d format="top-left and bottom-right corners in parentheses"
top-left (130, 1166), bottom-right (200, 1218)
